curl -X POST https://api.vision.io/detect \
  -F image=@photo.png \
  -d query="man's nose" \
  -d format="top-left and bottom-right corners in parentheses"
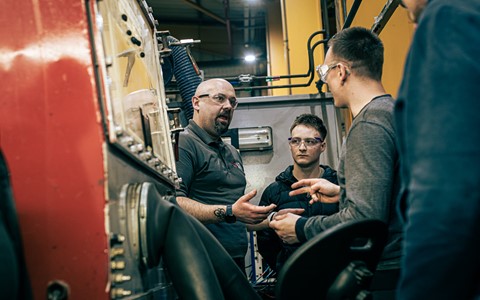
top-left (298, 142), bottom-right (307, 150)
top-left (222, 100), bottom-right (233, 109)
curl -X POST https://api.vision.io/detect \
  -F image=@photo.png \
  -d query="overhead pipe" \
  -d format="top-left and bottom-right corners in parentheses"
top-left (163, 0), bottom-right (334, 93)
top-left (160, 36), bottom-right (201, 121)
top-left (233, 38), bottom-right (328, 91)
top-left (320, 0), bottom-right (331, 53)
top-left (244, 6), bottom-right (250, 49)
top-left (216, 29), bottom-right (327, 82)
top-left (165, 33), bottom-right (329, 93)
top-left (236, 24), bottom-right (266, 30)
top-left (342, 0), bottom-right (363, 29)
top-left (164, 26), bottom-right (329, 93)
top-left (280, 0), bottom-right (292, 94)
top-left (334, 0), bottom-right (346, 32)
top-left (223, 0), bottom-right (233, 58)
top-left (342, 0), bottom-right (348, 25)
top-left (371, 0), bottom-right (402, 34)
top-left (265, 30), bottom-right (327, 80)
top-left (181, 0), bottom-right (227, 25)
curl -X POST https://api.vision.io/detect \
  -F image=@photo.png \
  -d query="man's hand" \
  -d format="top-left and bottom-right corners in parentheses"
top-left (233, 190), bottom-right (276, 224)
top-left (276, 208), bottom-right (305, 217)
top-left (269, 213), bottom-right (301, 244)
top-left (289, 178), bottom-right (340, 204)
top-left (245, 208), bottom-right (303, 231)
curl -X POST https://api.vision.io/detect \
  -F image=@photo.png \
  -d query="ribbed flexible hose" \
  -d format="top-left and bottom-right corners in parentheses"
top-left (162, 36), bottom-right (201, 122)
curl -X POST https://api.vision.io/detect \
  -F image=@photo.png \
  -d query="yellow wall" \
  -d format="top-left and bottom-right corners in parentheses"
top-left (348, 1), bottom-right (415, 97)
top-left (267, 1), bottom-right (415, 98)
top-left (267, 0), bottom-right (325, 96)
top-left (266, 1), bottom-right (289, 96)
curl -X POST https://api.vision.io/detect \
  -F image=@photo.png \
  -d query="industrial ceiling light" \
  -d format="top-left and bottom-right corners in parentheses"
top-left (244, 54), bottom-right (256, 63)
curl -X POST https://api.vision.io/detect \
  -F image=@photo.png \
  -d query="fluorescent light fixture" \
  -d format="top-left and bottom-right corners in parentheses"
top-left (221, 126), bottom-right (273, 151)
top-left (238, 127), bottom-right (273, 151)
top-left (244, 54), bottom-right (256, 62)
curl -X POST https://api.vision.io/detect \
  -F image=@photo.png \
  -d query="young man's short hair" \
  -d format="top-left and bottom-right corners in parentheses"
top-left (290, 114), bottom-right (327, 140)
top-left (328, 27), bottom-right (384, 81)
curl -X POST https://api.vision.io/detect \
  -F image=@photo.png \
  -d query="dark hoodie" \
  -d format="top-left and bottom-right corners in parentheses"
top-left (257, 165), bottom-right (338, 271)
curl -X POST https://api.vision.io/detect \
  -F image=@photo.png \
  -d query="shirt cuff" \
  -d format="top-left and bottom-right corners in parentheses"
top-left (295, 217), bottom-right (308, 243)
top-left (267, 211), bottom-right (277, 222)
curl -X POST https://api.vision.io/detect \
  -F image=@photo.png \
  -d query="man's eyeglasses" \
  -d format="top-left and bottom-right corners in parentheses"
top-left (288, 137), bottom-right (323, 147)
top-left (198, 93), bottom-right (238, 109)
top-left (316, 63), bottom-right (338, 83)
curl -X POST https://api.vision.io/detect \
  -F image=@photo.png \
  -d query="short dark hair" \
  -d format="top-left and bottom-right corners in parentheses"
top-left (328, 27), bottom-right (384, 81)
top-left (290, 114), bottom-right (327, 140)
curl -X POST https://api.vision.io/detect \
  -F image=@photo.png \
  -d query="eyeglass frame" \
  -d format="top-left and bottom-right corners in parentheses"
top-left (317, 60), bottom-right (356, 83)
top-left (316, 63), bottom-right (339, 83)
top-left (288, 137), bottom-right (324, 147)
top-left (197, 93), bottom-right (239, 109)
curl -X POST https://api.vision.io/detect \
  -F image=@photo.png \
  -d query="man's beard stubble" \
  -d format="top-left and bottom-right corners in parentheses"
top-left (214, 119), bottom-right (229, 136)
top-left (214, 111), bottom-right (231, 135)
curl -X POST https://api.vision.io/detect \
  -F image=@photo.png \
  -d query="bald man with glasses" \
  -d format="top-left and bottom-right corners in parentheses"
top-left (175, 78), bottom-right (275, 271)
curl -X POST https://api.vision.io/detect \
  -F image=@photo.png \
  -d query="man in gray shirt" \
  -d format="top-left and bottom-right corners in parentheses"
top-left (176, 78), bottom-right (275, 270)
top-left (270, 27), bottom-right (402, 290)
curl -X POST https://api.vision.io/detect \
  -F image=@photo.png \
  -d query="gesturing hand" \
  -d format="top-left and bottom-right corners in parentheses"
top-left (289, 178), bottom-right (340, 204)
top-left (233, 189), bottom-right (276, 224)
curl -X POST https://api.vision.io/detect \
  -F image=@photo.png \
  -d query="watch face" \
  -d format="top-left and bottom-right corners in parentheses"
top-left (225, 215), bottom-right (236, 223)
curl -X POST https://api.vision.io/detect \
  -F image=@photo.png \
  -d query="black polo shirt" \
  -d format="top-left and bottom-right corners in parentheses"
top-left (176, 120), bottom-right (248, 258)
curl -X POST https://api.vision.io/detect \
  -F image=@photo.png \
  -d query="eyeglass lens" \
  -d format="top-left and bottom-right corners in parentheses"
top-left (288, 137), bottom-right (322, 147)
top-left (200, 94), bottom-right (238, 108)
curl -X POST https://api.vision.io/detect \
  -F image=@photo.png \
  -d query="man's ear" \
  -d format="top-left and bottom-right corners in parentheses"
top-left (192, 96), bottom-right (200, 111)
top-left (339, 64), bottom-right (350, 83)
top-left (319, 141), bottom-right (327, 152)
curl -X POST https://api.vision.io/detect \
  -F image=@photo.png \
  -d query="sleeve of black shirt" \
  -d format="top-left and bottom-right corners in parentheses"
top-left (176, 136), bottom-right (195, 197)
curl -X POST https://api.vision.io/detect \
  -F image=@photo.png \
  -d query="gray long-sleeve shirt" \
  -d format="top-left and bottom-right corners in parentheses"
top-left (297, 95), bottom-right (403, 267)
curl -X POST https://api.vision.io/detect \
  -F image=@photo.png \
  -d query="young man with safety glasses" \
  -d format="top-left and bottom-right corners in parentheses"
top-left (256, 114), bottom-right (338, 272)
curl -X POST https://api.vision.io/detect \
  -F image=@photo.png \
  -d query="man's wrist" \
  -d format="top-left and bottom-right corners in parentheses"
top-left (214, 207), bottom-right (226, 221)
top-left (225, 204), bottom-right (237, 223)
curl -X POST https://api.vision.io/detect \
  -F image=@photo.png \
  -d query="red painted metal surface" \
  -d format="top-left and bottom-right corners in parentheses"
top-left (0, 0), bottom-right (109, 298)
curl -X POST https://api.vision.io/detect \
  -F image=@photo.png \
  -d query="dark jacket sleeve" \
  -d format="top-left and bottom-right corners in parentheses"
top-left (395, 1), bottom-right (480, 299)
top-left (0, 151), bottom-right (33, 299)
top-left (256, 183), bottom-right (283, 270)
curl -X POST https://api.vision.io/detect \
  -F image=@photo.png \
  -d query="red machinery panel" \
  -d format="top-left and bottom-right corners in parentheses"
top-left (0, 0), bottom-right (178, 298)
top-left (0, 0), bottom-right (108, 298)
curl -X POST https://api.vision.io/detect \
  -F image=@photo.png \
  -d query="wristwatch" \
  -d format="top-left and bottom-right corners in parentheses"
top-left (225, 204), bottom-right (236, 223)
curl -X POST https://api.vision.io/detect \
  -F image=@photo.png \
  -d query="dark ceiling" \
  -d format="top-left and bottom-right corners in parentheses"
top-left (148, 0), bottom-right (270, 67)
top-left (146, 0), bottom-right (338, 97)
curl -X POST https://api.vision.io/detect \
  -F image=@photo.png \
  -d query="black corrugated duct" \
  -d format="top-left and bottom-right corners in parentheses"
top-left (162, 36), bottom-right (201, 123)
top-left (143, 182), bottom-right (261, 300)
